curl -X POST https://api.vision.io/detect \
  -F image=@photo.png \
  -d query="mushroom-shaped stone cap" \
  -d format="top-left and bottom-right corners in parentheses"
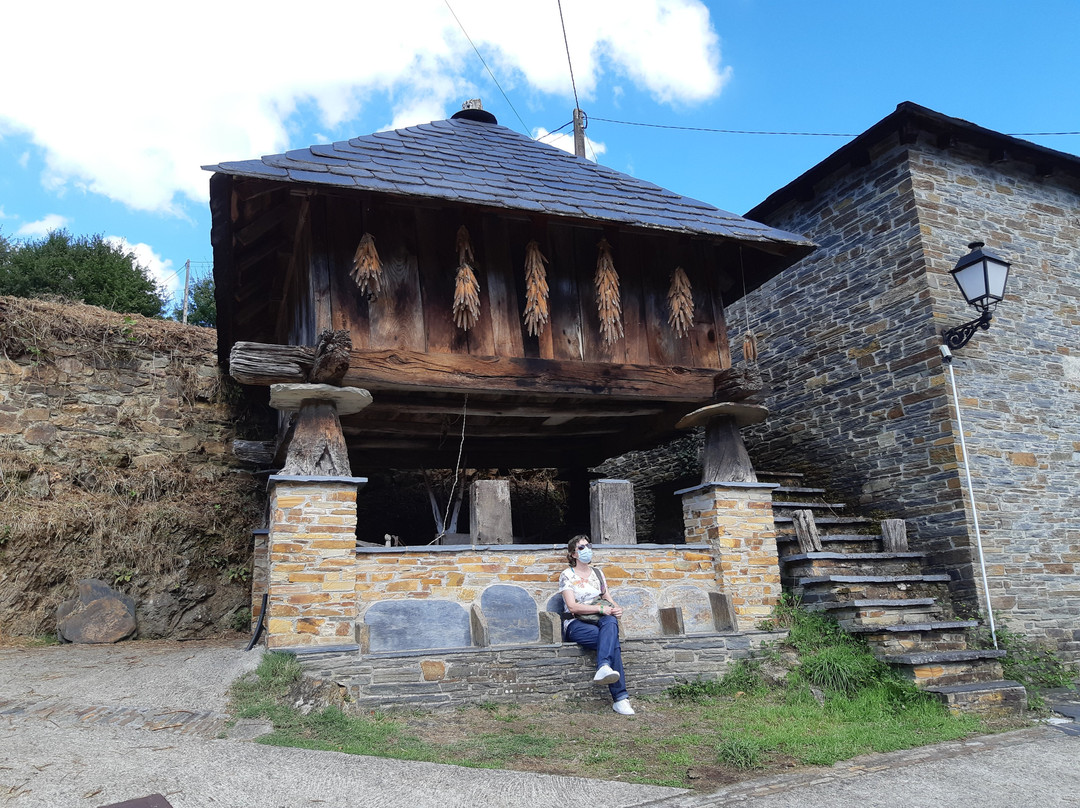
top-left (676, 402), bottom-right (769, 429)
top-left (269, 383), bottom-right (373, 415)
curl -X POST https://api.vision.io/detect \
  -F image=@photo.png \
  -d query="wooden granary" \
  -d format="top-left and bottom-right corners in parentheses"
top-left (206, 106), bottom-right (815, 653)
top-left (207, 108), bottom-right (812, 476)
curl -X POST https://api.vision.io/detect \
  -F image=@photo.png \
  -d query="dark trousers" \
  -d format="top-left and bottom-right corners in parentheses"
top-left (564, 615), bottom-right (628, 702)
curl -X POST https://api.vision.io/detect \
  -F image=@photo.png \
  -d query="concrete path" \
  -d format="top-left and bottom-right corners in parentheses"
top-left (1, 640), bottom-right (1077, 808)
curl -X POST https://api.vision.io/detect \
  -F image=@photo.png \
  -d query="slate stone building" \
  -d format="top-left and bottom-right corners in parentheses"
top-left (726, 102), bottom-right (1080, 664)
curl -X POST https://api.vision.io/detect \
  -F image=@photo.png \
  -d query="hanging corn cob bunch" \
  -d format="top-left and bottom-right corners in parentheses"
top-left (666, 266), bottom-right (694, 338)
top-left (594, 238), bottom-right (623, 344)
top-left (349, 232), bottom-right (382, 300)
top-left (742, 330), bottom-right (759, 362)
top-left (453, 225), bottom-right (481, 331)
top-left (522, 240), bottom-right (550, 337)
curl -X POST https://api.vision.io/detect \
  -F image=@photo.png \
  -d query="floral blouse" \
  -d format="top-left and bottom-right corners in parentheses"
top-left (558, 567), bottom-right (605, 616)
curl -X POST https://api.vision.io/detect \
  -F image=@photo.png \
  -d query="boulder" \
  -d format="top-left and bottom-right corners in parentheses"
top-left (56, 578), bottom-right (137, 643)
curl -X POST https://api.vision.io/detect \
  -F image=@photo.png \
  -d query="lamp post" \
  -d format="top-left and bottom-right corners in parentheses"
top-left (939, 241), bottom-right (1011, 649)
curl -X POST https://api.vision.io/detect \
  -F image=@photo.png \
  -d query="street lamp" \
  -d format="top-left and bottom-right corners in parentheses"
top-left (939, 240), bottom-right (1012, 649)
top-left (942, 241), bottom-right (1011, 350)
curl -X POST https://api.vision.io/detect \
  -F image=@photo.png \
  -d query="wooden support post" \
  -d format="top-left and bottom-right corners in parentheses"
top-left (269, 384), bottom-right (373, 477)
top-left (881, 519), bottom-right (909, 552)
top-left (701, 417), bottom-right (758, 484)
top-left (281, 401), bottom-right (351, 476)
top-left (792, 509), bottom-right (823, 553)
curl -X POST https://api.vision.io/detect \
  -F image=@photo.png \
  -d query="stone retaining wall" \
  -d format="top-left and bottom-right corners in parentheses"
top-left (296, 630), bottom-right (784, 711)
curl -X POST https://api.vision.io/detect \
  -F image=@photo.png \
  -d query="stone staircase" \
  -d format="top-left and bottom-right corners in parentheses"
top-left (760, 470), bottom-right (1026, 717)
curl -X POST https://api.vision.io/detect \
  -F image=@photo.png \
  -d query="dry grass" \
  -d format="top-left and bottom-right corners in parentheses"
top-left (0, 295), bottom-right (262, 637)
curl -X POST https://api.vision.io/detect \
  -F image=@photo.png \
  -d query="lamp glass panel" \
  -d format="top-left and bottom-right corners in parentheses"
top-left (985, 259), bottom-right (1009, 301)
top-left (952, 262), bottom-right (988, 305)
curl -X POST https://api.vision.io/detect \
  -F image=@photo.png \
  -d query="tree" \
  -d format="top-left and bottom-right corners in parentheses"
top-left (0, 229), bottom-right (166, 317)
top-left (172, 274), bottom-right (217, 327)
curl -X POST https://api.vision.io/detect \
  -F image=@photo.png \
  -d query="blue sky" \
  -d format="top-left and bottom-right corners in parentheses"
top-left (1, 0), bottom-right (1077, 311)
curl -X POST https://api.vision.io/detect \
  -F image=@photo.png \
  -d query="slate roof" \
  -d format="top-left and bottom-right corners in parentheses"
top-left (204, 117), bottom-right (812, 250)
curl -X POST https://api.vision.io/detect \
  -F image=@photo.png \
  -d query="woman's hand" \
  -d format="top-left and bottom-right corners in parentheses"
top-left (605, 601), bottom-right (623, 618)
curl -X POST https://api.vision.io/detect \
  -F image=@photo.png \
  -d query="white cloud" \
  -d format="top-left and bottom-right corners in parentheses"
top-left (16, 214), bottom-right (69, 237)
top-left (534, 128), bottom-right (607, 161)
top-left (0, 1), bottom-right (727, 215)
top-left (104, 236), bottom-right (178, 300)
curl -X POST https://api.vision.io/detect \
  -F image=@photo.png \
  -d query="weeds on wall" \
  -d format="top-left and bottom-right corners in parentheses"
top-left (971, 620), bottom-right (1075, 708)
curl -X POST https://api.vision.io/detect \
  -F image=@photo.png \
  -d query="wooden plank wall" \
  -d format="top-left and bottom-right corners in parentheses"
top-left (322, 200), bottom-right (731, 370)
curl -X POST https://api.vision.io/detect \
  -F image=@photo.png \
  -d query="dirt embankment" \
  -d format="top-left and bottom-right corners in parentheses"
top-left (0, 296), bottom-right (264, 639)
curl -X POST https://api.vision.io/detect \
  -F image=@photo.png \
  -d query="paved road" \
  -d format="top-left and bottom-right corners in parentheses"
top-left (1, 640), bottom-right (1077, 808)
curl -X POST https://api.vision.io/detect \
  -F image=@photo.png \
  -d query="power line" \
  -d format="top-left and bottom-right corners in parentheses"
top-left (593, 117), bottom-right (858, 137)
top-left (537, 120), bottom-right (574, 141)
top-left (557, 0), bottom-right (581, 113)
top-left (591, 116), bottom-right (1080, 139)
top-left (443, 0), bottom-right (530, 134)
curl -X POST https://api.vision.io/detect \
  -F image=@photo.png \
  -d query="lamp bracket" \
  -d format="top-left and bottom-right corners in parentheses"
top-left (943, 310), bottom-right (992, 351)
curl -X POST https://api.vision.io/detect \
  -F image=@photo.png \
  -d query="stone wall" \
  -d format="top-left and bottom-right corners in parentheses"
top-left (296, 629), bottom-right (784, 711)
top-left (726, 129), bottom-right (1080, 663)
top-left (0, 296), bottom-right (264, 638)
top-left (909, 143), bottom-right (1080, 661)
top-left (354, 544), bottom-right (722, 639)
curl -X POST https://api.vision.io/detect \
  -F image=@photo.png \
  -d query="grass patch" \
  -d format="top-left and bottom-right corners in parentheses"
top-left (229, 601), bottom-right (1006, 792)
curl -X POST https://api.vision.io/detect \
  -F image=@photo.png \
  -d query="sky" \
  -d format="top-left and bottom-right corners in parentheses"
top-left (1, 0), bottom-right (1078, 312)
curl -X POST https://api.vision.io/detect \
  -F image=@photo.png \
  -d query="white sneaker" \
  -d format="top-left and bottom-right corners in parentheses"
top-left (593, 664), bottom-right (620, 685)
top-left (612, 699), bottom-right (635, 715)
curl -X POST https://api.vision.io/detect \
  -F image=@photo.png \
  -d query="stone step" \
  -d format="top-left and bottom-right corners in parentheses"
top-left (775, 515), bottom-right (874, 528)
top-left (757, 470), bottom-right (804, 479)
top-left (812, 598), bottom-right (951, 627)
top-left (777, 534), bottom-right (882, 554)
top-left (783, 554), bottom-right (927, 581)
top-left (879, 649), bottom-right (1008, 688)
top-left (925, 680), bottom-right (1027, 718)
top-left (796, 574), bottom-right (952, 603)
top-left (771, 501), bottom-right (849, 510)
top-left (849, 621), bottom-right (980, 654)
top-left (773, 486), bottom-right (828, 496)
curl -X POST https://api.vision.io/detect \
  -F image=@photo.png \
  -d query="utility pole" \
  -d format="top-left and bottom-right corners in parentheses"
top-left (181, 259), bottom-right (191, 324)
top-left (573, 108), bottom-right (586, 158)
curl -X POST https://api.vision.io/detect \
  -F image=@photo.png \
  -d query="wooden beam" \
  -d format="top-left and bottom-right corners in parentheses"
top-left (363, 400), bottom-right (664, 419)
top-left (229, 342), bottom-right (717, 402)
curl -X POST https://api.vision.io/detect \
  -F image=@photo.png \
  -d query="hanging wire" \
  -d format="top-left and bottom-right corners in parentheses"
top-left (432, 393), bottom-right (469, 544)
top-left (443, 0), bottom-right (530, 134)
top-left (537, 120), bottom-right (574, 141)
top-left (593, 117), bottom-right (858, 137)
top-left (591, 116), bottom-right (1080, 139)
top-left (556, 0), bottom-right (581, 113)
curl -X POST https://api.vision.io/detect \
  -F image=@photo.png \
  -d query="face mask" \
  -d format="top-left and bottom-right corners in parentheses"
top-left (577, 547), bottom-right (593, 564)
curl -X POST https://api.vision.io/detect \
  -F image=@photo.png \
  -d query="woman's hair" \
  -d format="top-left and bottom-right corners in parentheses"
top-left (566, 535), bottom-right (590, 567)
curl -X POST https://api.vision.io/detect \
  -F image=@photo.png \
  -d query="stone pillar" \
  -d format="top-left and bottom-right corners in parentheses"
top-left (470, 479), bottom-right (513, 544)
top-left (589, 479), bottom-right (636, 544)
top-left (678, 481), bottom-right (782, 632)
top-left (266, 475), bottom-right (366, 650)
top-left (251, 528), bottom-right (269, 631)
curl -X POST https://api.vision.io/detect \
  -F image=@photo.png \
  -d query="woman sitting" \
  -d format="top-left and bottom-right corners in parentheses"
top-left (559, 535), bottom-right (634, 716)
